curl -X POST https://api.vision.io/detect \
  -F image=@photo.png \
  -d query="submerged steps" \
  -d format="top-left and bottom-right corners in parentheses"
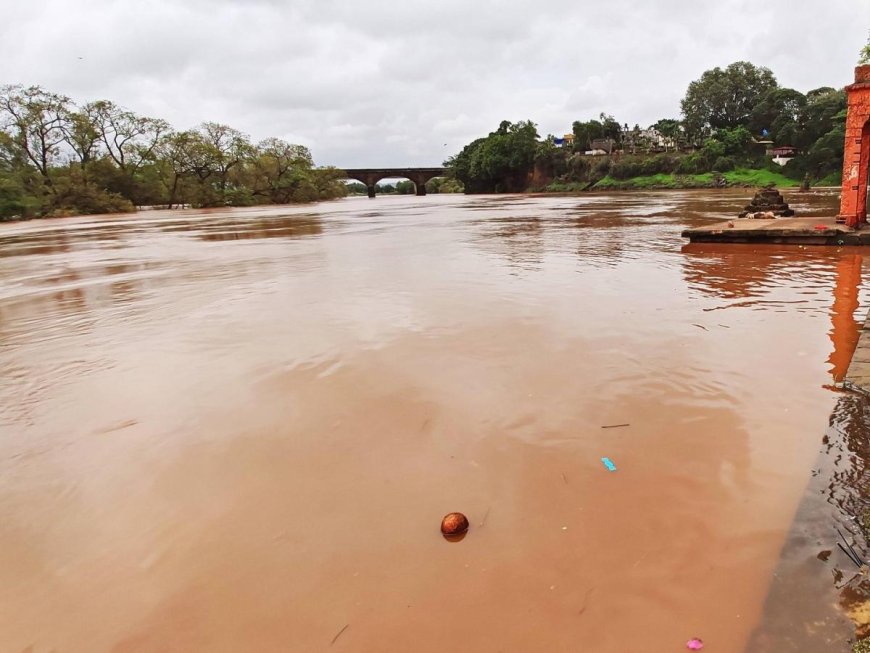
top-left (845, 313), bottom-right (870, 395)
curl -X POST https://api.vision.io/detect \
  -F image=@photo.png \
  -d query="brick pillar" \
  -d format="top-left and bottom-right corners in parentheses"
top-left (838, 65), bottom-right (870, 227)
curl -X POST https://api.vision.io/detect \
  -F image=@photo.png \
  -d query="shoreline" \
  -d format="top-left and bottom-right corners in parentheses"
top-left (747, 391), bottom-right (870, 652)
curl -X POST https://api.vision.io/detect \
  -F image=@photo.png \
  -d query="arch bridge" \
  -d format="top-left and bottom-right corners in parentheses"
top-left (340, 168), bottom-right (447, 198)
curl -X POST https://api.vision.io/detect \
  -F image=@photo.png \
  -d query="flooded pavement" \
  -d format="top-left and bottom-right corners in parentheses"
top-left (0, 189), bottom-right (868, 652)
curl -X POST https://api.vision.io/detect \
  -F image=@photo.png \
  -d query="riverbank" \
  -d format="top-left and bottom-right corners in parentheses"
top-left (543, 167), bottom-right (839, 193)
top-left (745, 390), bottom-right (870, 652)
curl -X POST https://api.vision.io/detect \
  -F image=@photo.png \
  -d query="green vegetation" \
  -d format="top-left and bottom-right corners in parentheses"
top-left (445, 60), bottom-right (848, 194)
top-left (681, 62), bottom-right (778, 139)
top-left (723, 168), bottom-right (802, 187)
top-left (0, 85), bottom-right (348, 221)
top-left (425, 176), bottom-right (464, 193)
top-left (591, 174), bottom-right (713, 190)
top-left (853, 638), bottom-right (870, 653)
top-left (585, 168), bottom-right (799, 191)
top-left (447, 120), bottom-right (539, 193)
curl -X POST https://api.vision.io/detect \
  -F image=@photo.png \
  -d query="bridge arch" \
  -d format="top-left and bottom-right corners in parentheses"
top-left (340, 168), bottom-right (447, 198)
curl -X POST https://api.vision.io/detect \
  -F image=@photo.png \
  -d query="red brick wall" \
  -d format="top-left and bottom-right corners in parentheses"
top-left (839, 66), bottom-right (870, 227)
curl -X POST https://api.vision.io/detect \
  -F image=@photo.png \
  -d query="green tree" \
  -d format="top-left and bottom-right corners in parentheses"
top-left (0, 130), bottom-right (44, 219)
top-left (153, 130), bottom-right (198, 208)
top-left (572, 119), bottom-right (603, 151)
top-left (447, 120), bottom-right (539, 193)
top-left (796, 88), bottom-right (847, 149)
top-left (89, 101), bottom-right (168, 175)
top-left (0, 85), bottom-right (71, 182)
top-left (395, 179), bottom-right (416, 194)
top-left (425, 176), bottom-right (464, 193)
top-left (748, 87), bottom-right (806, 143)
top-left (191, 122), bottom-right (254, 205)
top-left (346, 181), bottom-right (368, 195)
top-left (250, 137), bottom-right (314, 204)
top-left (680, 62), bottom-right (778, 140)
top-left (535, 137), bottom-right (568, 181)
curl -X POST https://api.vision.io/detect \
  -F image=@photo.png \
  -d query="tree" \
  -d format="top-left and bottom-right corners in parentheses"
top-left (197, 122), bottom-right (254, 202)
top-left (652, 119), bottom-right (683, 150)
top-left (251, 137), bottom-right (314, 204)
top-left (598, 113), bottom-right (622, 144)
top-left (860, 32), bottom-right (870, 65)
top-left (535, 136), bottom-right (568, 180)
top-left (425, 177), bottom-right (464, 193)
top-left (796, 88), bottom-right (847, 149)
top-left (0, 130), bottom-right (44, 219)
top-left (64, 106), bottom-right (102, 166)
top-left (572, 119), bottom-right (603, 151)
top-left (0, 85), bottom-right (71, 181)
top-left (680, 62), bottom-right (778, 140)
top-left (748, 87), bottom-right (806, 143)
top-left (395, 179), bottom-right (415, 194)
top-left (0, 84), bottom-right (347, 218)
top-left (153, 130), bottom-right (198, 208)
top-left (447, 120), bottom-right (539, 193)
top-left (89, 100), bottom-right (169, 175)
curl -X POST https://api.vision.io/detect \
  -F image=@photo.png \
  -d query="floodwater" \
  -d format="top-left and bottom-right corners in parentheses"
top-left (0, 189), bottom-right (866, 652)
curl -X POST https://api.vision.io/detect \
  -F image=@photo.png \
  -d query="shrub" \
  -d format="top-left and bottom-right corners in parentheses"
top-left (713, 156), bottom-right (736, 172)
top-left (592, 157), bottom-right (612, 179)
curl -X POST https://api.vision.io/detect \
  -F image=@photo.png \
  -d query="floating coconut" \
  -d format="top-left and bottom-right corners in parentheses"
top-left (441, 512), bottom-right (469, 535)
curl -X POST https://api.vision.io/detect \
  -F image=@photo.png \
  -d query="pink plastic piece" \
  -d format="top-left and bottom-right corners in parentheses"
top-left (686, 638), bottom-right (704, 650)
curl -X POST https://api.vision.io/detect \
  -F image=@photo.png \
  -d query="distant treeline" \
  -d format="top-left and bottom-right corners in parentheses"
top-left (0, 85), bottom-right (350, 220)
top-left (447, 62), bottom-right (849, 193)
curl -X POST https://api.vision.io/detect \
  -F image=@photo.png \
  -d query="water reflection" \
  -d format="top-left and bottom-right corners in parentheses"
top-left (473, 216), bottom-right (545, 272)
top-left (829, 255), bottom-right (863, 383)
top-left (195, 216), bottom-right (323, 242)
top-left (0, 231), bottom-right (73, 258)
top-left (681, 244), bottom-right (790, 301)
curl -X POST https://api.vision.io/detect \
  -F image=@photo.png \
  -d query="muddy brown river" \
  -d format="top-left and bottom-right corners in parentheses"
top-left (0, 189), bottom-right (867, 652)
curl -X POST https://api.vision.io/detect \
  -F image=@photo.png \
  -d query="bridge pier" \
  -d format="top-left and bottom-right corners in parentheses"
top-left (415, 179), bottom-right (426, 196)
top-left (367, 184), bottom-right (376, 199)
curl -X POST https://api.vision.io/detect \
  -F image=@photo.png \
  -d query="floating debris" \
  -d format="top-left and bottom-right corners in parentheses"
top-left (601, 423), bottom-right (630, 429)
top-left (837, 528), bottom-right (864, 568)
top-left (331, 624), bottom-right (349, 646)
top-left (687, 638), bottom-right (704, 650)
top-left (601, 457), bottom-right (617, 472)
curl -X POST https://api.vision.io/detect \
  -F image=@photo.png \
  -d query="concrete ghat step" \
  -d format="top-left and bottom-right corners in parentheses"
top-left (682, 217), bottom-right (870, 246)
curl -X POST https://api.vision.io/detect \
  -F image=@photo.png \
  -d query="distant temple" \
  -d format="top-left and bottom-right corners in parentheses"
top-left (838, 65), bottom-right (870, 227)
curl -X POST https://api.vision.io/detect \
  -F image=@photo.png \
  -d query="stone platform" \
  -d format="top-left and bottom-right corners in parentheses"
top-left (681, 217), bottom-right (870, 245)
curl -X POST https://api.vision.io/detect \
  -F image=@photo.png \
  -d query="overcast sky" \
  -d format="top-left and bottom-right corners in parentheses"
top-left (1, 0), bottom-right (868, 168)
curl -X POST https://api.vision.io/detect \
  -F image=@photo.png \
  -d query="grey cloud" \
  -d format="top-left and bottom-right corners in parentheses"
top-left (1, 0), bottom-right (866, 168)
